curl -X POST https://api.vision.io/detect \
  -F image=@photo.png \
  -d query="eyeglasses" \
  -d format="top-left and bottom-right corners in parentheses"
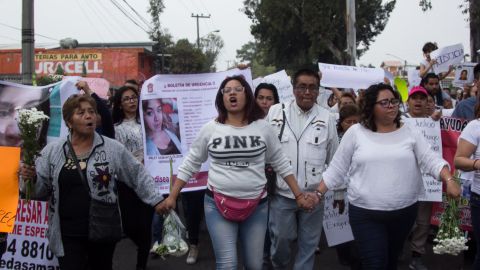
top-left (375, 98), bottom-right (400, 108)
top-left (221, 86), bottom-right (244, 94)
top-left (294, 85), bottom-right (320, 93)
top-left (122, 96), bottom-right (138, 103)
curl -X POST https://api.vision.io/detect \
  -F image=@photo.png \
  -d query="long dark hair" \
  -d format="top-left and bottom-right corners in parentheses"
top-left (254, 83), bottom-right (280, 104)
top-left (112, 86), bottom-right (140, 125)
top-left (215, 75), bottom-right (264, 124)
top-left (360, 83), bottom-right (401, 132)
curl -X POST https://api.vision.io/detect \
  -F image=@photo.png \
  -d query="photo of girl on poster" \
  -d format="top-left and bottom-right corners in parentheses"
top-left (0, 82), bottom-right (50, 147)
top-left (142, 98), bottom-right (181, 156)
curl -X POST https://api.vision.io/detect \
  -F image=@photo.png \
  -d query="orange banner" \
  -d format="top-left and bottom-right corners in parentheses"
top-left (0, 146), bottom-right (21, 233)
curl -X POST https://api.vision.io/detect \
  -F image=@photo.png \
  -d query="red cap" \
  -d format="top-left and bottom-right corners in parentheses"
top-left (408, 86), bottom-right (428, 97)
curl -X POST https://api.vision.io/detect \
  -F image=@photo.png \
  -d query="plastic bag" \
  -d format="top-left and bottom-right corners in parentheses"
top-left (154, 210), bottom-right (189, 258)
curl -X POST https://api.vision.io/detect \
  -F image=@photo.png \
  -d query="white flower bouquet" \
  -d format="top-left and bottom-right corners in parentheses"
top-left (154, 210), bottom-right (189, 258)
top-left (433, 177), bottom-right (469, 255)
top-left (16, 107), bottom-right (49, 201)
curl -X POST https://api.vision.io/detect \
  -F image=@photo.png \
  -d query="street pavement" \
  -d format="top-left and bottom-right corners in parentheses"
top-left (113, 223), bottom-right (475, 270)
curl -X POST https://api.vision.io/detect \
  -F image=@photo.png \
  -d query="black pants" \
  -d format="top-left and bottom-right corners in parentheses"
top-left (57, 236), bottom-right (116, 270)
top-left (181, 190), bottom-right (205, 245)
top-left (118, 182), bottom-right (154, 270)
top-left (349, 203), bottom-right (418, 270)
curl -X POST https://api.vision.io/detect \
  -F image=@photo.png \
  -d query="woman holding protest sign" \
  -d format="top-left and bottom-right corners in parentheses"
top-left (156, 75), bottom-right (313, 270)
top-left (112, 85), bottom-right (154, 270)
top-left (455, 103), bottom-right (480, 269)
top-left (314, 83), bottom-right (460, 269)
top-left (19, 94), bottom-right (164, 270)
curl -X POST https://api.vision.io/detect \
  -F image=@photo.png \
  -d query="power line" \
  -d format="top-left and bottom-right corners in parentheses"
top-left (74, 0), bottom-right (105, 42)
top-left (95, 0), bottom-right (138, 39)
top-left (85, 0), bottom-right (125, 41)
top-left (109, 0), bottom-right (150, 33)
top-left (120, 0), bottom-right (151, 28)
top-left (0, 22), bottom-right (58, 41)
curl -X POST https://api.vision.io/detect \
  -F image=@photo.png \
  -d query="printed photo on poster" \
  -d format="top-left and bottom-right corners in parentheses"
top-left (0, 82), bottom-right (50, 147)
top-left (142, 98), bottom-right (182, 156)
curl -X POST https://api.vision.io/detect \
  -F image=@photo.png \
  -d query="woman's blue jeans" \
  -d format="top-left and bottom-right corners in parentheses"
top-left (204, 194), bottom-right (268, 270)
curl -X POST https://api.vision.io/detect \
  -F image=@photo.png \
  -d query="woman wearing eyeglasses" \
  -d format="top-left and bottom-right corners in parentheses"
top-left (143, 98), bottom-right (181, 156)
top-left (112, 86), bottom-right (154, 270)
top-left (314, 83), bottom-right (460, 269)
top-left (156, 75), bottom-right (312, 270)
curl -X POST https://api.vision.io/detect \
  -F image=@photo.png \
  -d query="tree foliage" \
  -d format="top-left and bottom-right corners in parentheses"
top-left (419, 0), bottom-right (480, 62)
top-left (243, 0), bottom-right (396, 71)
top-left (200, 33), bottom-right (225, 72)
top-left (236, 41), bottom-right (276, 77)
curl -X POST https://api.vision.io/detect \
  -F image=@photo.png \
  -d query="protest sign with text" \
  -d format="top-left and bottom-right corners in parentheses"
top-left (430, 43), bottom-right (464, 74)
top-left (322, 191), bottom-right (354, 247)
top-left (254, 70), bottom-right (293, 103)
top-left (0, 200), bottom-right (59, 270)
top-left (140, 69), bottom-right (253, 194)
top-left (318, 63), bottom-right (384, 89)
top-left (0, 147), bottom-right (20, 233)
top-left (404, 118), bottom-right (443, 202)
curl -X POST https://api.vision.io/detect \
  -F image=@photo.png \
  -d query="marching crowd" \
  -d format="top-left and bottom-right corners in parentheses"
top-left (2, 41), bottom-right (480, 270)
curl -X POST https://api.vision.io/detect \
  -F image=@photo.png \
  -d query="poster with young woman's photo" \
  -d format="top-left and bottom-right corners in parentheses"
top-left (453, 63), bottom-right (476, 87)
top-left (142, 98), bottom-right (182, 156)
top-left (140, 69), bottom-right (253, 194)
top-left (0, 81), bottom-right (51, 147)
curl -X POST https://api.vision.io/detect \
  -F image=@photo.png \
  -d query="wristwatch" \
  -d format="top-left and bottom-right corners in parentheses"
top-left (315, 190), bottom-right (325, 200)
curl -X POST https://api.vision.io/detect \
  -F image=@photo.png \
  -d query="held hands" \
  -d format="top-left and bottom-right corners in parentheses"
top-left (155, 195), bottom-right (176, 215)
top-left (296, 192), bottom-right (320, 211)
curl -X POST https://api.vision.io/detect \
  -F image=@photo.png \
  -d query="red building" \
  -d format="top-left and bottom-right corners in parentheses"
top-left (0, 42), bottom-right (156, 86)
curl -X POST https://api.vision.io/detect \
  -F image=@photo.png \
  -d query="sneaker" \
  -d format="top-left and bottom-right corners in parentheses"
top-left (186, 245), bottom-right (198, 264)
top-left (409, 256), bottom-right (428, 270)
top-left (150, 241), bottom-right (160, 254)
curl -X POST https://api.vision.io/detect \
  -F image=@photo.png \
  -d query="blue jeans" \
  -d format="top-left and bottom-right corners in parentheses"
top-left (204, 193), bottom-right (268, 270)
top-left (349, 203), bottom-right (418, 270)
top-left (269, 194), bottom-right (324, 270)
top-left (470, 192), bottom-right (480, 269)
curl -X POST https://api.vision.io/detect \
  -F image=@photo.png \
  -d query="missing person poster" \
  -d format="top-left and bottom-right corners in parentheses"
top-left (140, 69), bottom-right (253, 194)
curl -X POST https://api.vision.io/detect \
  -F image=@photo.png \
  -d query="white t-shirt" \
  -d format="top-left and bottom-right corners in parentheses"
top-left (459, 119), bottom-right (480, 195)
top-left (322, 124), bottom-right (448, 211)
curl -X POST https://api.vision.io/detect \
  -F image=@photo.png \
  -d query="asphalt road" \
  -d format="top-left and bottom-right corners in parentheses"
top-left (113, 224), bottom-right (475, 270)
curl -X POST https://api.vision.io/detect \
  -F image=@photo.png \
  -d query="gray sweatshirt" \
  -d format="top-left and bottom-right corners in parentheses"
top-left (33, 132), bottom-right (162, 256)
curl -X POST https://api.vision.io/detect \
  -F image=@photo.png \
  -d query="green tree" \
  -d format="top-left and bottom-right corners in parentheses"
top-left (55, 64), bottom-right (65, 75)
top-left (170, 39), bottom-right (207, 74)
top-left (243, 0), bottom-right (396, 71)
top-left (236, 41), bottom-right (276, 77)
top-left (200, 33), bottom-right (225, 72)
top-left (419, 0), bottom-right (480, 62)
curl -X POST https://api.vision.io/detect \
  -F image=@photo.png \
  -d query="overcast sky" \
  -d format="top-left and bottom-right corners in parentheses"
top-left (0, 0), bottom-right (471, 72)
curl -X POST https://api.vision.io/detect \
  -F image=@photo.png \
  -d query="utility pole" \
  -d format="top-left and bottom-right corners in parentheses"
top-left (22, 0), bottom-right (35, 85)
top-left (191, 14), bottom-right (210, 48)
top-left (346, 0), bottom-right (356, 66)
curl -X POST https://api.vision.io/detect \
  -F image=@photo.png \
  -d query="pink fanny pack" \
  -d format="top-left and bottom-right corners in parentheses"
top-left (210, 187), bottom-right (266, 222)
